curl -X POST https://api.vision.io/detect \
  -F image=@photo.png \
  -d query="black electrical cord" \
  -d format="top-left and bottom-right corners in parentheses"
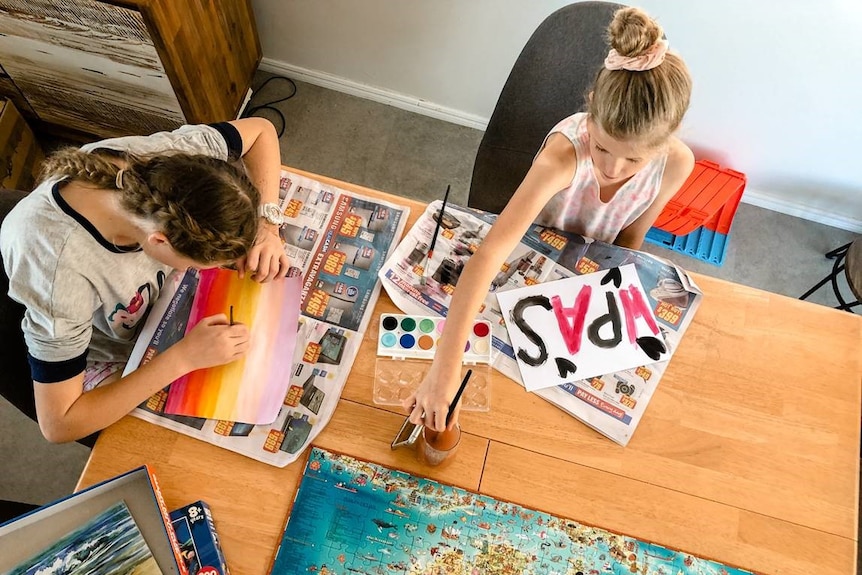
top-left (242, 75), bottom-right (298, 138)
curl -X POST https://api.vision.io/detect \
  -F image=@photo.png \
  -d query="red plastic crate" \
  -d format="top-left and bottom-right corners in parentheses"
top-left (704, 175), bottom-right (745, 234)
top-left (654, 160), bottom-right (746, 236)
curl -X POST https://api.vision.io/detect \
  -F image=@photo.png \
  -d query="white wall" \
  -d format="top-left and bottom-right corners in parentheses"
top-left (252, 0), bottom-right (862, 231)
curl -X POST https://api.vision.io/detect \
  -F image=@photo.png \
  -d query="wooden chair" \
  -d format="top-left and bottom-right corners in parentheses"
top-left (467, 1), bottom-right (625, 214)
top-left (799, 239), bottom-right (862, 312)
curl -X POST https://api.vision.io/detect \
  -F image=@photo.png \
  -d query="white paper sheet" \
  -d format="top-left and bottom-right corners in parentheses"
top-left (496, 263), bottom-right (667, 391)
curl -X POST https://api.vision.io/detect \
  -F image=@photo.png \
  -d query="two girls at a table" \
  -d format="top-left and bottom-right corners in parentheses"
top-left (2, 6), bottom-right (692, 444)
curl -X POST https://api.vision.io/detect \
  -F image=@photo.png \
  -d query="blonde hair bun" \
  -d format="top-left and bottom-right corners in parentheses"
top-left (607, 7), bottom-right (664, 58)
top-left (588, 6), bottom-right (691, 143)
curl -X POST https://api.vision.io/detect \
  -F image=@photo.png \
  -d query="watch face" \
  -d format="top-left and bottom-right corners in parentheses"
top-left (262, 203), bottom-right (284, 225)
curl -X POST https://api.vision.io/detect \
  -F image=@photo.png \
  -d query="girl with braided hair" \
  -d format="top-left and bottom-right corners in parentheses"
top-left (0, 117), bottom-right (288, 442)
top-left (407, 7), bottom-right (696, 432)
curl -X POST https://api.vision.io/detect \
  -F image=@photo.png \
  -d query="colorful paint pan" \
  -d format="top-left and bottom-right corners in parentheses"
top-left (377, 313), bottom-right (492, 364)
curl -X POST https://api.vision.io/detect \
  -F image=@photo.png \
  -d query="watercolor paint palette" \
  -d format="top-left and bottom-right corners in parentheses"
top-left (373, 313), bottom-right (492, 411)
top-left (376, 313), bottom-right (493, 364)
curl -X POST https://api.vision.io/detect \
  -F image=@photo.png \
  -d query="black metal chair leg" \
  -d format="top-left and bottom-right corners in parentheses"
top-left (807, 238), bottom-right (861, 313)
top-left (800, 271), bottom-right (836, 300)
top-left (825, 242), bottom-right (851, 259)
top-left (830, 261), bottom-right (855, 309)
top-left (800, 242), bottom-right (860, 314)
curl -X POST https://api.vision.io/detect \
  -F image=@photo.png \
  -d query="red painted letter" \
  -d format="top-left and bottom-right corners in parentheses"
top-left (550, 285), bottom-right (591, 354)
top-left (618, 284), bottom-right (659, 344)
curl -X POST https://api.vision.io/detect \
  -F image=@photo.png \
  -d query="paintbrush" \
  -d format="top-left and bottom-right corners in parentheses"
top-left (420, 184), bottom-right (451, 286)
top-left (445, 368), bottom-right (473, 426)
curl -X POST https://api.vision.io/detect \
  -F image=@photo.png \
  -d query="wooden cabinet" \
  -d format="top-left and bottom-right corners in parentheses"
top-left (0, 0), bottom-right (261, 139)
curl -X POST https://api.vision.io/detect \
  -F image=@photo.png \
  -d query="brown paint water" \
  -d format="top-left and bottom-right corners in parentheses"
top-left (417, 425), bottom-right (461, 466)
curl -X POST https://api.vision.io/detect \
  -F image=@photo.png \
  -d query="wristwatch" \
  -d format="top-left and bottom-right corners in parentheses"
top-left (258, 202), bottom-right (285, 226)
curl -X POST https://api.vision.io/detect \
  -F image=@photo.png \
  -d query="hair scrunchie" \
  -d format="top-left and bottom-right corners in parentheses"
top-left (604, 39), bottom-right (669, 71)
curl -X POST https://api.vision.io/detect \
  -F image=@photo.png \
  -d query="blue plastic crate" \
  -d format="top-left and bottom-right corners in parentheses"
top-left (645, 225), bottom-right (730, 266)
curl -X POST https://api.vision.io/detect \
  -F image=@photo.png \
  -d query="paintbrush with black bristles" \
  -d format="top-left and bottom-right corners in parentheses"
top-left (421, 184), bottom-right (451, 286)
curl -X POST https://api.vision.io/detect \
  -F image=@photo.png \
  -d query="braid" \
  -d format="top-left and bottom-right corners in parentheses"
top-left (121, 154), bottom-right (260, 264)
top-left (40, 146), bottom-right (123, 190)
top-left (41, 146), bottom-right (260, 265)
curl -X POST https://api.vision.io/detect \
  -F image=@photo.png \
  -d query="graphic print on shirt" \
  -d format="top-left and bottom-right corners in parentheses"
top-left (108, 270), bottom-right (166, 332)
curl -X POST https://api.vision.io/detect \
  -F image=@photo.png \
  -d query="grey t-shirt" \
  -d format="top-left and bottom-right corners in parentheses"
top-left (0, 123), bottom-right (241, 382)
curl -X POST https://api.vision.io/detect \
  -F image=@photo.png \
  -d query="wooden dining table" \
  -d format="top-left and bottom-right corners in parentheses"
top-left (77, 168), bottom-right (862, 575)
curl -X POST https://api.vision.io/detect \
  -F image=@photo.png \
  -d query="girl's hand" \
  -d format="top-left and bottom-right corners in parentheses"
top-left (180, 314), bottom-right (250, 371)
top-left (403, 362), bottom-right (462, 432)
top-left (238, 225), bottom-right (290, 283)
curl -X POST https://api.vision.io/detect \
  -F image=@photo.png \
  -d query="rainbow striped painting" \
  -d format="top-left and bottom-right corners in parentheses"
top-left (164, 268), bottom-right (302, 424)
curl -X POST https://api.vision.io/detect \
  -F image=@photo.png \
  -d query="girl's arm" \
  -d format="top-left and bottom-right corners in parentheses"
top-left (33, 314), bottom-right (249, 443)
top-left (406, 134), bottom-right (577, 431)
top-left (614, 139), bottom-right (694, 250)
top-left (228, 117), bottom-right (290, 283)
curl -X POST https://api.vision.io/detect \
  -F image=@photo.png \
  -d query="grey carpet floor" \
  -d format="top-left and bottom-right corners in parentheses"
top-left (1, 75), bottom-right (858, 568)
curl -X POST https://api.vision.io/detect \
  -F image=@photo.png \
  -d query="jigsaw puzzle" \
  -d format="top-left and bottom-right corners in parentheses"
top-left (270, 447), bottom-right (753, 575)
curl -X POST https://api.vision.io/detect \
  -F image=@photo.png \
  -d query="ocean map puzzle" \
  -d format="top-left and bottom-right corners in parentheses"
top-left (270, 447), bottom-right (754, 575)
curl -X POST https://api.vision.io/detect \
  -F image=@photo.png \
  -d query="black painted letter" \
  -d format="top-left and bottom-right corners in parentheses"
top-left (511, 295), bottom-right (551, 367)
top-left (587, 292), bottom-right (622, 348)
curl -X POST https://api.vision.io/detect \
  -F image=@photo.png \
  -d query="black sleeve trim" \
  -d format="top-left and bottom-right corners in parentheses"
top-left (29, 351), bottom-right (87, 384)
top-left (208, 122), bottom-right (243, 161)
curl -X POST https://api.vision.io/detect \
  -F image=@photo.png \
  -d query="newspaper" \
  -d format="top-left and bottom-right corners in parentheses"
top-left (125, 170), bottom-right (409, 467)
top-left (378, 201), bottom-right (702, 445)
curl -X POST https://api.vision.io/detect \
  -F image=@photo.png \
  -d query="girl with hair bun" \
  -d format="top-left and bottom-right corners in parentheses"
top-left (0, 117), bottom-right (289, 442)
top-left (407, 6), bottom-right (695, 432)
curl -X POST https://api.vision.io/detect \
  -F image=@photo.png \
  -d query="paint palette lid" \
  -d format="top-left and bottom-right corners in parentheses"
top-left (373, 358), bottom-right (491, 411)
top-left (377, 313), bottom-right (493, 364)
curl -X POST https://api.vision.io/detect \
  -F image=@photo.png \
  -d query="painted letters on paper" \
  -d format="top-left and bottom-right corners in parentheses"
top-left (496, 264), bottom-right (666, 392)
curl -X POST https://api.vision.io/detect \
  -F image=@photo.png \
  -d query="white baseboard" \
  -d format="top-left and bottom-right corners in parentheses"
top-left (741, 188), bottom-right (862, 233)
top-left (259, 57), bottom-right (861, 233)
top-left (259, 58), bottom-right (489, 131)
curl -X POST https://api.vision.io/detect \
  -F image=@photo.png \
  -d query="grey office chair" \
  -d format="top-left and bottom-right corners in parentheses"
top-left (0, 189), bottom-right (99, 444)
top-left (0, 188), bottom-right (99, 523)
top-left (0, 189), bottom-right (39, 523)
top-left (0, 189), bottom-right (37, 421)
top-left (468, 1), bottom-right (625, 214)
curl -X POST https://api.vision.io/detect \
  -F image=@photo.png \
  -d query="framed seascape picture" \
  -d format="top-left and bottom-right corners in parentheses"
top-left (4, 501), bottom-right (162, 575)
top-left (0, 467), bottom-right (186, 575)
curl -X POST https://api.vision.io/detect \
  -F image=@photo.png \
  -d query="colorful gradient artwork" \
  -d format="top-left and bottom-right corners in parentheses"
top-left (164, 268), bottom-right (302, 424)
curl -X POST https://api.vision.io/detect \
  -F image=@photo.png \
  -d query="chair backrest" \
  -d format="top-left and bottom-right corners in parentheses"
top-left (0, 188), bottom-right (37, 421)
top-left (0, 188), bottom-right (99, 448)
top-left (468, 1), bottom-right (625, 214)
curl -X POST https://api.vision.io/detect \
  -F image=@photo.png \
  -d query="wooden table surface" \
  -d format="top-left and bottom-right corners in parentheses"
top-left (77, 169), bottom-right (862, 575)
